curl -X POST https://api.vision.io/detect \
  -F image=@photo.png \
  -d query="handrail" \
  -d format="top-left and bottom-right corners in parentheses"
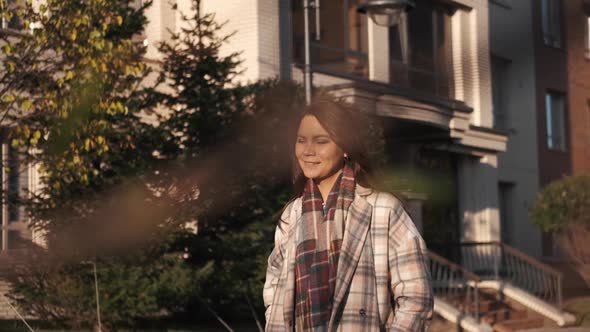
top-left (428, 251), bottom-right (481, 282)
top-left (459, 241), bottom-right (563, 277)
top-left (428, 250), bottom-right (481, 321)
top-left (439, 241), bottom-right (564, 310)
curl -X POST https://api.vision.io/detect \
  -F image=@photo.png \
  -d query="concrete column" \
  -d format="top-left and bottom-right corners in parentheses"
top-left (403, 193), bottom-right (427, 235)
top-left (457, 154), bottom-right (500, 242)
top-left (368, 20), bottom-right (389, 83)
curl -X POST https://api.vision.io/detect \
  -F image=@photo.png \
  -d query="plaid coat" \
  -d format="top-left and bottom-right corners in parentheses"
top-left (263, 184), bottom-right (434, 332)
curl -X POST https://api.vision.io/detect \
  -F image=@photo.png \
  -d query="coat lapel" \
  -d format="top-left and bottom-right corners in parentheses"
top-left (282, 198), bottom-right (300, 329)
top-left (279, 185), bottom-right (373, 330)
top-left (328, 184), bottom-right (373, 330)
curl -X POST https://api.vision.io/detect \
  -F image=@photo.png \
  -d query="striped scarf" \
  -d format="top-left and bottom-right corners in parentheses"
top-left (293, 162), bottom-right (356, 331)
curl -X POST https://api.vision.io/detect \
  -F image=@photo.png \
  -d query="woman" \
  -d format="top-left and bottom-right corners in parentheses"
top-left (263, 98), bottom-right (433, 332)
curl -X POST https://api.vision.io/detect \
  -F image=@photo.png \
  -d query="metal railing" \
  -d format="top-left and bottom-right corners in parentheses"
top-left (441, 242), bottom-right (563, 310)
top-left (428, 251), bottom-right (482, 322)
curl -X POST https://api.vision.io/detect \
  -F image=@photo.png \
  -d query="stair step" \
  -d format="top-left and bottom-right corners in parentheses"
top-left (510, 309), bottom-right (528, 320)
top-left (493, 317), bottom-right (544, 332)
top-left (458, 299), bottom-right (505, 312)
top-left (482, 308), bottom-right (511, 324)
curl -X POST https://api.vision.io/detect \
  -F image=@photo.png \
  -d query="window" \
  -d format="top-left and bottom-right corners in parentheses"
top-left (293, 0), bottom-right (369, 78)
top-left (491, 55), bottom-right (511, 130)
top-left (1, 143), bottom-right (29, 251)
top-left (499, 182), bottom-right (515, 245)
top-left (132, 0), bottom-right (148, 47)
top-left (389, 1), bottom-right (453, 97)
top-left (545, 92), bottom-right (567, 151)
top-left (586, 16), bottom-right (590, 58)
top-left (0, 0), bottom-right (23, 30)
top-left (541, 0), bottom-right (561, 48)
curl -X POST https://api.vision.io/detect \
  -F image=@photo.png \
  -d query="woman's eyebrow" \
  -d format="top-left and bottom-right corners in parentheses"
top-left (297, 134), bottom-right (331, 138)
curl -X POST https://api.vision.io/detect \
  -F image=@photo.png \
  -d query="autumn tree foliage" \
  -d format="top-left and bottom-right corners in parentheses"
top-left (0, 0), bottom-right (204, 329)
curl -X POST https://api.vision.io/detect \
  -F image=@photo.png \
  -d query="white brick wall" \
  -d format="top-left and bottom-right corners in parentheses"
top-left (451, 1), bottom-right (494, 127)
top-left (201, 0), bottom-right (264, 83)
top-left (257, 0), bottom-right (281, 80)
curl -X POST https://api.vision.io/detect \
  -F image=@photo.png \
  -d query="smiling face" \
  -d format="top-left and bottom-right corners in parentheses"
top-left (295, 115), bottom-right (345, 181)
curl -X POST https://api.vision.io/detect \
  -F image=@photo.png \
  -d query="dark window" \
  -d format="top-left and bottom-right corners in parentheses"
top-left (389, 1), bottom-right (453, 97)
top-left (541, 0), bottom-right (561, 48)
top-left (7, 145), bottom-right (26, 222)
top-left (499, 182), bottom-right (515, 245)
top-left (545, 91), bottom-right (567, 151)
top-left (491, 55), bottom-right (511, 130)
top-left (0, 0), bottom-right (23, 30)
top-left (293, 0), bottom-right (369, 78)
top-left (586, 15), bottom-right (590, 58)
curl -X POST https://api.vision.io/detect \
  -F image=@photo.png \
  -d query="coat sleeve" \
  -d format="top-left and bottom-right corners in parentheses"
top-left (262, 201), bottom-right (293, 325)
top-left (388, 204), bottom-right (434, 332)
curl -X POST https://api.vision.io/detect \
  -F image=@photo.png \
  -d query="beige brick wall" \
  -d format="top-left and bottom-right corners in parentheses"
top-left (201, 0), bottom-right (272, 83)
top-left (257, 0), bottom-right (281, 80)
top-left (452, 0), bottom-right (493, 128)
top-left (0, 280), bottom-right (17, 319)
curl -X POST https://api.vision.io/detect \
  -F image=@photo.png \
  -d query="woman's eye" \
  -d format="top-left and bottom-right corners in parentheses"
top-left (317, 140), bottom-right (329, 144)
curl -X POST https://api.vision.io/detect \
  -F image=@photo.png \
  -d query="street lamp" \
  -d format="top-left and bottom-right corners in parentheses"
top-left (303, 0), bottom-right (314, 105)
top-left (357, 0), bottom-right (415, 27)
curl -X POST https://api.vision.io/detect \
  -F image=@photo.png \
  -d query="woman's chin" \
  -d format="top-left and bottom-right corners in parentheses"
top-left (302, 171), bottom-right (321, 179)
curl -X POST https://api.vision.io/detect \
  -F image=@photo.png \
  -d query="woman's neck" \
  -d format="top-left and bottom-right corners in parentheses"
top-left (315, 168), bottom-right (343, 202)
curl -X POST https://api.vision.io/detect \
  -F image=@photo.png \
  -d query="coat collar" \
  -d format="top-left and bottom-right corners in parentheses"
top-left (355, 183), bottom-right (373, 197)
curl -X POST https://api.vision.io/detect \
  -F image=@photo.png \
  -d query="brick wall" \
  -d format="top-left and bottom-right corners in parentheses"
top-left (531, 0), bottom-right (571, 187)
top-left (564, 0), bottom-right (590, 174)
top-left (0, 280), bottom-right (17, 320)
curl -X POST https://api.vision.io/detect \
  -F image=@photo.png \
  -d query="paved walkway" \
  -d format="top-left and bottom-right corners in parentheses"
top-left (526, 328), bottom-right (590, 332)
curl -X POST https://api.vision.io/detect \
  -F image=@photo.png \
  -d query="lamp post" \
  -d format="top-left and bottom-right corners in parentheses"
top-left (303, 0), bottom-right (314, 105)
top-left (357, 0), bottom-right (415, 27)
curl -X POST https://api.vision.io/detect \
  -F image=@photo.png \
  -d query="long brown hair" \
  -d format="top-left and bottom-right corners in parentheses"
top-left (277, 96), bottom-right (376, 228)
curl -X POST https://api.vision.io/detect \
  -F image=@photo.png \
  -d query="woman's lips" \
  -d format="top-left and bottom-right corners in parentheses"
top-left (303, 161), bottom-right (320, 166)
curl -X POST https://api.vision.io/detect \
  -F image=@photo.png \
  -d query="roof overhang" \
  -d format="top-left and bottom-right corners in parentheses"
top-left (325, 81), bottom-right (507, 155)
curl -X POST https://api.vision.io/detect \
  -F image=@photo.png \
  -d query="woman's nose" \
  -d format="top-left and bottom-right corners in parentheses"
top-left (303, 143), bottom-right (315, 155)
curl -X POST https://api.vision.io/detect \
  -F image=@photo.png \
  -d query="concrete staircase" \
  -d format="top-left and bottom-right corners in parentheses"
top-left (429, 242), bottom-right (577, 331)
top-left (460, 290), bottom-right (547, 332)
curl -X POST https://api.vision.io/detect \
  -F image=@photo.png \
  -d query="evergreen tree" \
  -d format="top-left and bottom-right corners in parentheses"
top-left (153, 0), bottom-right (304, 321)
top-left (0, 0), bottom-right (203, 329)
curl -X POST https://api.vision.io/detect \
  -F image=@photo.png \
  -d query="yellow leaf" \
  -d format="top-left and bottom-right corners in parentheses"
top-left (70, 31), bottom-right (77, 41)
top-left (2, 95), bottom-right (15, 103)
top-left (116, 16), bottom-right (123, 25)
top-left (21, 99), bottom-right (32, 110)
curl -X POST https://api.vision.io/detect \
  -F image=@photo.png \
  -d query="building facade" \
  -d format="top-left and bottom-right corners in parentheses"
top-left (196, 0), bottom-right (509, 249)
top-left (531, 0), bottom-right (590, 256)
top-left (0, 0), bottom-right (512, 256)
top-left (12, 0), bottom-right (589, 259)
top-left (488, 0), bottom-right (542, 256)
